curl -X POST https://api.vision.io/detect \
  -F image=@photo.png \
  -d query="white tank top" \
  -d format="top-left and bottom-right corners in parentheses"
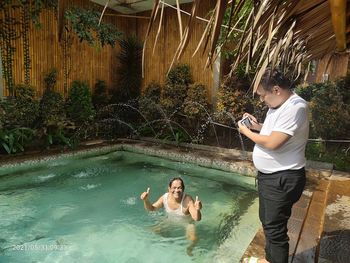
top-left (163, 193), bottom-right (186, 216)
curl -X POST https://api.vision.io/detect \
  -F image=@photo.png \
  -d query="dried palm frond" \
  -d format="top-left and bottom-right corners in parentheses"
top-left (98, 0), bottom-right (111, 26)
top-left (152, 1), bottom-right (165, 55)
top-left (176, 0), bottom-right (183, 40)
top-left (192, 12), bottom-right (214, 57)
top-left (142, 0), bottom-right (160, 77)
top-left (176, 0), bottom-right (201, 60)
top-left (206, 0), bottom-right (228, 65)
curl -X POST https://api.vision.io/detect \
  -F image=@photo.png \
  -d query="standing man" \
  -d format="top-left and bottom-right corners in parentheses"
top-left (239, 70), bottom-right (309, 263)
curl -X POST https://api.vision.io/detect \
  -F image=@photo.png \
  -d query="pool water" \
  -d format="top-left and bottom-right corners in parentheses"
top-left (0, 150), bottom-right (260, 263)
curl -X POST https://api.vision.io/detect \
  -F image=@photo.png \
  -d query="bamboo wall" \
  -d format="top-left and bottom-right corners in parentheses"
top-left (1, 0), bottom-right (137, 97)
top-left (138, 0), bottom-right (216, 100)
top-left (0, 0), bottom-right (216, 100)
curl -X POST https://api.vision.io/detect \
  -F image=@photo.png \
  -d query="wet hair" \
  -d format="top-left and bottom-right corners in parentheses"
top-left (168, 177), bottom-right (185, 190)
top-left (260, 69), bottom-right (295, 91)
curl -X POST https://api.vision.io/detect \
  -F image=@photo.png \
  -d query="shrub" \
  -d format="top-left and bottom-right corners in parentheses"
top-left (294, 82), bottom-right (324, 102)
top-left (39, 90), bottom-right (65, 124)
top-left (160, 64), bottom-right (193, 114)
top-left (92, 80), bottom-right (109, 109)
top-left (66, 81), bottom-right (95, 125)
top-left (0, 127), bottom-right (34, 154)
top-left (215, 76), bottom-right (265, 125)
top-left (1, 84), bottom-right (39, 129)
top-left (309, 82), bottom-right (350, 139)
top-left (166, 64), bottom-right (192, 86)
top-left (139, 81), bottom-right (162, 121)
top-left (183, 83), bottom-right (209, 119)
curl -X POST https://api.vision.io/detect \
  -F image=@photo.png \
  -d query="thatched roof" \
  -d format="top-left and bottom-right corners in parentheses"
top-left (143, 0), bottom-right (348, 91)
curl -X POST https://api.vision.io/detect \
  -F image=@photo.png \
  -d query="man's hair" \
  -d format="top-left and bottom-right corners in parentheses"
top-left (260, 69), bottom-right (295, 91)
top-left (168, 177), bottom-right (185, 190)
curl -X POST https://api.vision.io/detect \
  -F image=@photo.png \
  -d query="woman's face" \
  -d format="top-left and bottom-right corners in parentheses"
top-left (168, 180), bottom-right (184, 200)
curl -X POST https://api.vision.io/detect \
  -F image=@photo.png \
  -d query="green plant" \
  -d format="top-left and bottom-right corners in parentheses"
top-left (1, 84), bottom-right (39, 129)
top-left (92, 80), bottom-right (109, 109)
top-left (306, 142), bottom-right (350, 172)
top-left (111, 36), bottom-right (143, 102)
top-left (161, 128), bottom-right (191, 145)
top-left (39, 89), bottom-right (65, 124)
top-left (66, 81), bottom-right (95, 125)
top-left (215, 75), bottom-right (265, 125)
top-left (38, 119), bottom-right (76, 149)
top-left (295, 83), bottom-right (319, 102)
top-left (139, 81), bottom-right (162, 121)
top-left (64, 7), bottom-right (121, 47)
top-left (43, 68), bottom-right (58, 91)
top-left (0, 1), bottom-right (57, 94)
top-left (309, 82), bottom-right (350, 139)
top-left (166, 64), bottom-right (192, 86)
top-left (0, 127), bottom-right (34, 154)
top-left (183, 83), bottom-right (209, 119)
top-left (160, 64), bottom-right (193, 114)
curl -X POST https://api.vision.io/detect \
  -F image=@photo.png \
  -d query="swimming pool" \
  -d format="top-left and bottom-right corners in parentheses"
top-left (0, 149), bottom-right (260, 263)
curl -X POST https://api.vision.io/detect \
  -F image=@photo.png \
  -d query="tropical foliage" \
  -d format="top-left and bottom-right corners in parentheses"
top-left (111, 36), bottom-right (143, 103)
top-left (183, 83), bottom-right (209, 119)
top-left (66, 81), bottom-right (95, 125)
top-left (139, 81), bottom-right (162, 121)
top-left (160, 64), bottom-right (193, 114)
top-left (65, 7), bottom-right (121, 47)
top-left (296, 77), bottom-right (350, 140)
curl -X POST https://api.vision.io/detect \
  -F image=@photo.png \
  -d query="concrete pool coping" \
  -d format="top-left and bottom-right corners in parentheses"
top-left (0, 138), bottom-right (337, 179)
top-left (1, 138), bottom-right (348, 263)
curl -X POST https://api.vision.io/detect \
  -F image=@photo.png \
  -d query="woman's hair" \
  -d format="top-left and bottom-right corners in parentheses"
top-left (260, 69), bottom-right (295, 91)
top-left (168, 177), bottom-right (185, 190)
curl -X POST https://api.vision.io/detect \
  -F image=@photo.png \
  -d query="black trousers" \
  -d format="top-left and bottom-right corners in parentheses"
top-left (258, 168), bottom-right (306, 263)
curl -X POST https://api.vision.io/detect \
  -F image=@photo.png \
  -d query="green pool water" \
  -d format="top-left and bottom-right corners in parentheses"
top-left (0, 150), bottom-right (260, 263)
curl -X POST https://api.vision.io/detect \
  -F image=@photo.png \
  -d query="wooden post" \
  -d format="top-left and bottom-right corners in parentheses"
top-left (328, 0), bottom-right (347, 51)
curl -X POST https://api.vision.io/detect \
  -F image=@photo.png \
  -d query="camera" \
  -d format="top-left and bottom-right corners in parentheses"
top-left (239, 116), bottom-right (252, 128)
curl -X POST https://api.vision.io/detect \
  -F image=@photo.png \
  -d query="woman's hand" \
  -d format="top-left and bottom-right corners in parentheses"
top-left (194, 196), bottom-right (202, 211)
top-left (140, 187), bottom-right (150, 200)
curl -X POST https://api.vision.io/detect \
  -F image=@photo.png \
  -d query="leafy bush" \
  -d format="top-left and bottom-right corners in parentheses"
top-left (139, 81), bottom-right (162, 121)
top-left (306, 142), bottom-right (350, 172)
top-left (334, 74), bottom-right (350, 105)
top-left (0, 127), bottom-right (34, 154)
top-left (39, 90), bottom-right (65, 124)
top-left (166, 64), bottom-right (192, 86)
top-left (309, 82), bottom-right (350, 139)
top-left (65, 7), bottom-right (121, 47)
top-left (92, 80), bottom-right (109, 109)
top-left (1, 84), bottom-right (39, 129)
top-left (215, 76), bottom-right (265, 125)
top-left (183, 83), bottom-right (210, 119)
top-left (160, 64), bottom-right (193, 114)
top-left (66, 81), bottom-right (95, 125)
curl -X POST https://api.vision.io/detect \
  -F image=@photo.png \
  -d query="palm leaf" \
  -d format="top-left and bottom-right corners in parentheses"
top-left (152, 1), bottom-right (165, 55)
top-left (176, 0), bottom-right (183, 40)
